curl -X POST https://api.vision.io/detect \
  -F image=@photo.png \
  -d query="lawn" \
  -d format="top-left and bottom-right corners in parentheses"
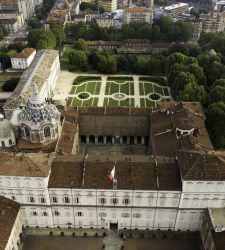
top-left (70, 82), bottom-right (101, 95)
top-left (73, 76), bottom-right (101, 85)
top-left (107, 76), bottom-right (133, 83)
top-left (67, 74), bottom-right (172, 108)
top-left (105, 81), bottom-right (134, 95)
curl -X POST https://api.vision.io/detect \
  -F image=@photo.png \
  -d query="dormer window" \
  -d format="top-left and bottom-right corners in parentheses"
top-left (24, 127), bottom-right (30, 138)
top-left (44, 127), bottom-right (51, 137)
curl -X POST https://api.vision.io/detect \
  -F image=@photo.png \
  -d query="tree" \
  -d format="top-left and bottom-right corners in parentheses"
top-left (178, 21), bottom-right (194, 42)
top-left (69, 49), bottom-right (88, 71)
top-left (173, 71), bottom-right (196, 97)
top-left (116, 55), bottom-right (130, 72)
top-left (0, 25), bottom-right (4, 39)
top-left (36, 30), bottom-right (57, 50)
top-left (73, 39), bottom-right (87, 51)
top-left (2, 78), bottom-right (19, 91)
top-left (177, 81), bottom-right (206, 103)
top-left (27, 29), bottom-right (41, 48)
top-left (209, 85), bottom-right (225, 103)
top-left (50, 22), bottom-right (65, 47)
top-left (212, 78), bottom-right (225, 88)
top-left (151, 25), bottom-right (161, 41)
top-left (206, 101), bottom-right (225, 148)
top-left (106, 56), bottom-right (117, 73)
top-left (166, 52), bottom-right (187, 73)
top-left (185, 63), bottom-right (206, 85)
top-left (97, 55), bottom-right (108, 73)
top-left (28, 17), bottom-right (41, 29)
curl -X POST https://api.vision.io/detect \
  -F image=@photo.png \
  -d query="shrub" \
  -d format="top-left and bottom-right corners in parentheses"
top-left (2, 78), bottom-right (19, 91)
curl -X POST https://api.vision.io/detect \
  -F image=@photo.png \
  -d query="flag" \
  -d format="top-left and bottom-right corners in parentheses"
top-left (108, 166), bottom-right (115, 181)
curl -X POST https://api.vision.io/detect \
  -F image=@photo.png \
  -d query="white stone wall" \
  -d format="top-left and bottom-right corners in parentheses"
top-left (0, 175), bottom-right (50, 206)
top-left (40, 54), bottom-right (60, 98)
top-left (1, 174), bottom-right (225, 231)
top-left (0, 130), bottom-right (16, 147)
top-left (180, 181), bottom-right (225, 209)
top-left (11, 50), bottom-right (36, 70)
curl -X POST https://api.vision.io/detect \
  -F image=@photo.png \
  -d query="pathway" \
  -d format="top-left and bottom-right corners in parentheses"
top-left (133, 75), bottom-right (140, 107)
top-left (98, 75), bottom-right (107, 107)
top-left (103, 230), bottom-right (123, 250)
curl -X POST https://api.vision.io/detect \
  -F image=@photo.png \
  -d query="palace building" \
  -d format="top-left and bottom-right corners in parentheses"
top-left (0, 52), bottom-right (224, 249)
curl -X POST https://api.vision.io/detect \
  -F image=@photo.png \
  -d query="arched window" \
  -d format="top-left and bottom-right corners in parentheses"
top-left (44, 127), bottom-right (51, 138)
top-left (24, 127), bottom-right (30, 138)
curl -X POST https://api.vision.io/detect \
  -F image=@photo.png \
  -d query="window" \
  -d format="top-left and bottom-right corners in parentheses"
top-left (29, 196), bottom-right (35, 203)
top-left (77, 212), bottom-right (83, 217)
top-left (44, 127), bottom-right (51, 137)
top-left (64, 197), bottom-right (70, 203)
top-left (24, 127), bottom-right (30, 138)
top-left (112, 198), bottom-right (118, 205)
top-left (54, 211), bottom-right (60, 216)
top-left (74, 197), bottom-right (79, 204)
top-left (12, 196), bottom-right (16, 201)
top-left (32, 212), bottom-right (37, 216)
top-left (52, 197), bottom-right (58, 203)
top-left (40, 197), bottom-right (45, 203)
top-left (122, 213), bottom-right (130, 218)
top-left (100, 197), bottom-right (106, 204)
top-left (9, 139), bottom-right (12, 145)
top-left (123, 198), bottom-right (130, 205)
top-left (133, 213), bottom-right (141, 218)
top-left (99, 212), bottom-right (107, 217)
top-left (43, 212), bottom-right (48, 216)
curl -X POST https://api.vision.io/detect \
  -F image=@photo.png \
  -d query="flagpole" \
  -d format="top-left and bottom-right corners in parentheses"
top-left (113, 161), bottom-right (117, 189)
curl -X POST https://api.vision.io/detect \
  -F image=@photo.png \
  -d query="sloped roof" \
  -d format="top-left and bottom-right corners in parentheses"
top-left (0, 196), bottom-right (20, 250)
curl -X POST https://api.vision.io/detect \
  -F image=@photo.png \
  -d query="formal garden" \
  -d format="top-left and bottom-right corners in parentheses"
top-left (67, 75), bottom-right (172, 108)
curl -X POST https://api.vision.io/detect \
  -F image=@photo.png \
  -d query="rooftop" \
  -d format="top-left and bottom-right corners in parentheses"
top-left (11, 48), bottom-right (36, 59)
top-left (164, 3), bottom-right (189, 11)
top-left (48, 155), bottom-right (181, 190)
top-left (152, 102), bottom-right (213, 156)
top-left (124, 7), bottom-right (151, 12)
top-left (56, 118), bottom-right (77, 154)
top-left (0, 196), bottom-right (20, 250)
top-left (0, 0), bottom-right (17, 3)
top-left (0, 152), bottom-right (53, 177)
top-left (176, 150), bottom-right (225, 181)
top-left (4, 49), bottom-right (59, 111)
top-left (0, 18), bottom-right (17, 24)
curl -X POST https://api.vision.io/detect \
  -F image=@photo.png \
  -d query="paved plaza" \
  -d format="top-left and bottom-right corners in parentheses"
top-left (22, 235), bottom-right (101, 250)
top-left (124, 238), bottom-right (200, 250)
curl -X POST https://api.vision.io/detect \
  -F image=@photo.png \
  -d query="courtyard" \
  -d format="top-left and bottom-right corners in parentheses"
top-left (124, 238), bottom-right (200, 250)
top-left (22, 235), bottom-right (101, 250)
top-left (54, 72), bottom-right (172, 108)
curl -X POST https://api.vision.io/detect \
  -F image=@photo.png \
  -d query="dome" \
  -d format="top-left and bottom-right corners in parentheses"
top-left (0, 114), bottom-right (14, 138)
top-left (18, 83), bottom-right (60, 128)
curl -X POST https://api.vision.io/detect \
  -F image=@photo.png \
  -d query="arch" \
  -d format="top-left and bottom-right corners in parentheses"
top-left (98, 135), bottom-right (104, 144)
top-left (89, 135), bottom-right (95, 144)
top-left (44, 127), bottom-right (51, 138)
top-left (122, 136), bottom-right (127, 144)
top-left (144, 136), bottom-right (149, 145)
top-left (80, 135), bottom-right (86, 143)
top-left (106, 136), bottom-right (112, 144)
top-left (137, 136), bottom-right (142, 144)
top-left (24, 127), bottom-right (30, 138)
top-left (130, 136), bottom-right (134, 145)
